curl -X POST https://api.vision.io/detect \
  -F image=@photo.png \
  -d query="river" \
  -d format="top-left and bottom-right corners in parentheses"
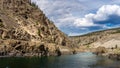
top-left (0, 52), bottom-right (120, 68)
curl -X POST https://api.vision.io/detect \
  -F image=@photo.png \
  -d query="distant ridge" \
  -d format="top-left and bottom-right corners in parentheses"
top-left (70, 27), bottom-right (120, 48)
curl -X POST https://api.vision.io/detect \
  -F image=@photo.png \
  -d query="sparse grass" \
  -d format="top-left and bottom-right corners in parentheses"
top-left (36, 22), bottom-right (39, 25)
top-left (111, 29), bottom-right (120, 34)
top-left (115, 30), bottom-right (120, 33)
top-left (85, 42), bottom-right (93, 46)
top-left (113, 49), bottom-right (120, 54)
top-left (38, 29), bottom-right (41, 36)
top-left (0, 23), bottom-right (4, 27)
top-left (87, 45), bottom-right (90, 48)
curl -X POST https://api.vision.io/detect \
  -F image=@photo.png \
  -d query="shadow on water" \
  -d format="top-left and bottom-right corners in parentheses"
top-left (0, 52), bottom-right (120, 68)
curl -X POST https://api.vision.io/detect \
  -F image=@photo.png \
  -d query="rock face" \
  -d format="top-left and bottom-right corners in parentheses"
top-left (93, 46), bottom-right (107, 55)
top-left (0, 0), bottom-right (73, 57)
top-left (71, 28), bottom-right (120, 59)
top-left (70, 28), bottom-right (120, 48)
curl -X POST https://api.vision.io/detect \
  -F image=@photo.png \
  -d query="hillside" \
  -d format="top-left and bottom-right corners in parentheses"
top-left (70, 28), bottom-right (120, 48)
top-left (0, 0), bottom-right (73, 57)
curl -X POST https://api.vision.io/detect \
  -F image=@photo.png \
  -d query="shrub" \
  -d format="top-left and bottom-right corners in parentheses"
top-left (0, 19), bottom-right (4, 27)
top-left (0, 19), bottom-right (2, 22)
top-left (38, 29), bottom-right (40, 35)
top-left (0, 23), bottom-right (4, 27)
top-left (116, 30), bottom-right (120, 33)
top-left (30, 2), bottom-right (38, 8)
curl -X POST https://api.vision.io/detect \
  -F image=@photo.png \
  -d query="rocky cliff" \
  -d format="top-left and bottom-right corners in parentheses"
top-left (70, 28), bottom-right (120, 48)
top-left (0, 0), bottom-right (73, 57)
top-left (71, 28), bottom-right (120, 60)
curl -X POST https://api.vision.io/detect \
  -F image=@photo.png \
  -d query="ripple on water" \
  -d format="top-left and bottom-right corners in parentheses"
top-left (0, 52), bottom-right (120, 68)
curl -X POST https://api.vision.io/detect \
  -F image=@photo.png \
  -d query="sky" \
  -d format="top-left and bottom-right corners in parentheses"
top-left (31, 0), bottom-right (120, 36)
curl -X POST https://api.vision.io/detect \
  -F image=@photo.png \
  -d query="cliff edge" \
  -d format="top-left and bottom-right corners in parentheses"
top-left (0, 0), bottom-right (73, 57)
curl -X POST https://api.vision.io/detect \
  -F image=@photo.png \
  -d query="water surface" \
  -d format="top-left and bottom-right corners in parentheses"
top-left (0, 52), bottom-right (120, 68)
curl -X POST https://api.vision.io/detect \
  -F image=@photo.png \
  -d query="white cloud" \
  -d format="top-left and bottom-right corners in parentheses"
top-left (74, 18), bottom-right (94, 27)
top-left (56, 14), bottom-right (77, 27)
top-left (94, 5), bottom-right (120, 20)
top-left (31, 0), bottom-right (120, 28)
top-left (31, 0), bottom-right (120, 35)
top-left (74, 5), bottom-right (120, 27)
top-left (68, 32), bottom-right (83, 36)
top-left (31, 0), bottom-right (88, 27)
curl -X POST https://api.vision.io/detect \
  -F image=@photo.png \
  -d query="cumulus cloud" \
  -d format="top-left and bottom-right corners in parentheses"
top-left (31, 0), bottom-right (120, 28)
top-left (31, 0), bottom-right (90, 27)
top-left (74, 5), bottom-right (120, 27)
top-left (31, 0), bottom-right (120, 36)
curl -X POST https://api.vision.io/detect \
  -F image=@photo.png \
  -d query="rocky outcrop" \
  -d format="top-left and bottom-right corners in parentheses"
top-left (108, 54), bottom-right (120, 60)
top-left (70, 28), bottom-right (120, 60)
top-left (93, 46), bottom-right (107, 55)
top-left (0, 0), bottom-right (73, 57)
top-left (70, 28), bottom-right (120, 48)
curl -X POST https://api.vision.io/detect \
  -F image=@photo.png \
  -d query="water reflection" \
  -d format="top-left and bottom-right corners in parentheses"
top-left (0, 52), bottom-right (119, 68)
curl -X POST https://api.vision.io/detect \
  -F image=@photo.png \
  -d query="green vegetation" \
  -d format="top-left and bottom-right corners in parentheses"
top-left (0, 23), bottom-right (4, 27)
top-left (87, 45), bottom-right (90, 48)
top-left (115, 30), bottom-right (120, 33)
top-left (38, 29), bottom-right (41, 36)
top-left (30, 2), bottom-right (38, 8)
top-left (0, 19), bottom-right (4, 27)
top-left (36, 22), bottom-right (39, 25)
top-left (115, 45), bottom-right (118, 49)
top-left (0, 19), bottom-right (2, 22)
top-left (111, 29), bottom-right (120, 34)
top-left (85, 42), bottom-right (93, 46)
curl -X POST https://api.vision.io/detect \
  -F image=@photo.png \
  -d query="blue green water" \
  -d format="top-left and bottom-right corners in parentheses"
top-left (0, 52), bottom-right (120, 68)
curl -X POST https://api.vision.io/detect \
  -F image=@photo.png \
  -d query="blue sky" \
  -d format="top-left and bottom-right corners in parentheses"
top-left (31, 0), bottom-right (120, 36)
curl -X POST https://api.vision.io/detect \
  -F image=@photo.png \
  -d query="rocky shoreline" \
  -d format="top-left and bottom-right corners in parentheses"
top-left (74, 46), bottom-right (120, 61)
top-left (0, 50), bottom-right (74, 57)
top-left (0, 42), bottom-right (74, 57)
top-left (92, 47), bottom-right (120, 60)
